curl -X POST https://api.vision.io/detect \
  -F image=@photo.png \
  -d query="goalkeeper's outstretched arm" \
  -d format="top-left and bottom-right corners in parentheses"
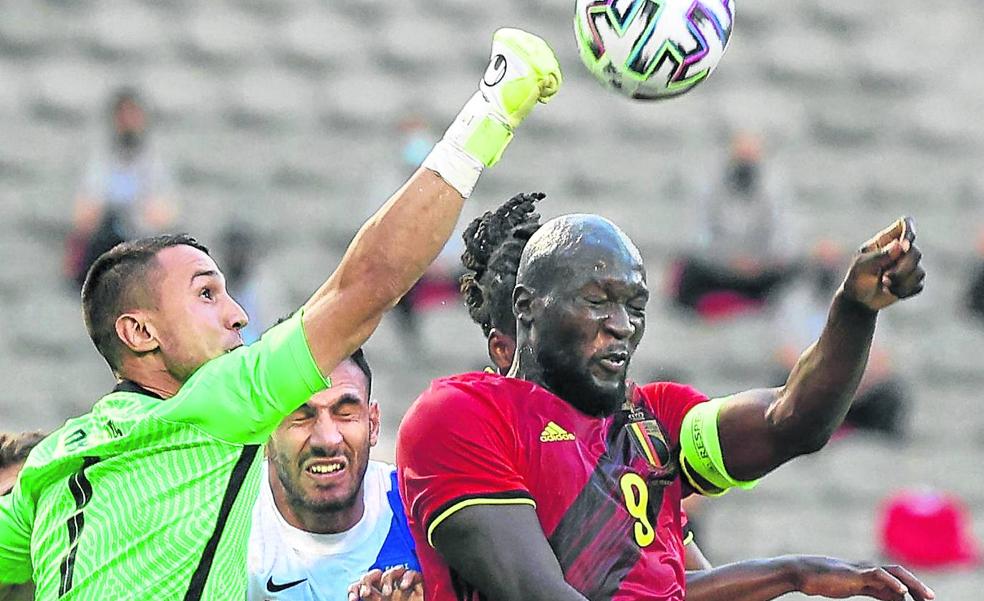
top-left (301, 29), bottom-right (560, 379)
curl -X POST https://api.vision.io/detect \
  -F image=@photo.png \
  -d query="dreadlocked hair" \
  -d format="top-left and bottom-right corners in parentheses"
top-left (460, 192), bottom-right (545, 338)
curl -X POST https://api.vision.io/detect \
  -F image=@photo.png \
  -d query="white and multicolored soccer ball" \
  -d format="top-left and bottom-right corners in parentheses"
top-left (574, 0), bottom-right (736, 100)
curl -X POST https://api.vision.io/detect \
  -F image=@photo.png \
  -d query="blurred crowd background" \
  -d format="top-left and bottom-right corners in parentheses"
top-left (1, 0), bottom-right (982, 598)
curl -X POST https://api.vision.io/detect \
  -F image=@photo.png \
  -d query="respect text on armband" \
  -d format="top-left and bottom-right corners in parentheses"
top-left (691, 412), bottom-right (709, 461)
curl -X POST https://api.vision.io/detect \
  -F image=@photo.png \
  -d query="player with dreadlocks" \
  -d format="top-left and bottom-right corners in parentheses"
top-left (459, 191), bottom-right (546, 375)
top-left (396, 193), bottom-right (933, 601)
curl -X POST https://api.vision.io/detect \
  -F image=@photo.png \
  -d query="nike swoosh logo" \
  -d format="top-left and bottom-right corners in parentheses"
top-left (266, 576), bottom-right (307, 592)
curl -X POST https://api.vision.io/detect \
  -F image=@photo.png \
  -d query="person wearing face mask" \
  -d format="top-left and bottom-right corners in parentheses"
top-left (671, 132), bottom-right (798, 319)
top-left (65, 87), bottom-right (179, 288)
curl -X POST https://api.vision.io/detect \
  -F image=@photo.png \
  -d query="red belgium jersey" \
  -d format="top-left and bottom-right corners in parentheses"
top-left (397, 371), bottom-right (708, 601)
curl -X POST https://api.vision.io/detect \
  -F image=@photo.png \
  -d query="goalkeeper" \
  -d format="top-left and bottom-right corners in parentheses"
top-left (0, 29), bottom-right (561, 600)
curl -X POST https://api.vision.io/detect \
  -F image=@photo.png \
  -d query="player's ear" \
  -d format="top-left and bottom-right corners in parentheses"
top-left (115, 311), bottom-right (160, 355)
top-left (368, 400), bottom-right (380, 448)
top-left (488, 330), bottom-right (516, 373)
top-left (513, 284), bottom-right (536, 326)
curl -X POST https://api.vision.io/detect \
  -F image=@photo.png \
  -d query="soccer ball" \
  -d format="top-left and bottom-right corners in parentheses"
top-left (574, 0), bottom-right (736, 100)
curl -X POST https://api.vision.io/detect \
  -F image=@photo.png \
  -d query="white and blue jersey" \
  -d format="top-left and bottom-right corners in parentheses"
top-left (247, 460), bottom-right (419, 600)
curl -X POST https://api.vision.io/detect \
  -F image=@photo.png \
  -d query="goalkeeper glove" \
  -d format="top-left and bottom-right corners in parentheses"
top-left (424, 28), bottom-right (562, 198)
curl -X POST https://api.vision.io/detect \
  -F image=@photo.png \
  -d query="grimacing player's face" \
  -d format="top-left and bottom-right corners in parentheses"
top-left (531, 242), bottom-right (648, 416)
top-left (148, 245), bottom-right (248, 381)
top-left (268, 360), bottom-right (379, 514)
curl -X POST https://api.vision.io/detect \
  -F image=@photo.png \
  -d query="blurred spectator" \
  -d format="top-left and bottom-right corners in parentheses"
top-left (394, 233), bottom-right (466, 344)
top-left (220, 224), bottom-right (264, 345)
top-left (774, 240), bottom-right (909, 438)
top-left (216, 224), bottom-right (293, 345)
top-left (879, 489), bottom-right (981, 570)
top-left (965, 229), bottom-right (984, 322)
top-left (64, 88), bottom-right (178, 287)
top-left (670, 132), bottom-right (797, 320)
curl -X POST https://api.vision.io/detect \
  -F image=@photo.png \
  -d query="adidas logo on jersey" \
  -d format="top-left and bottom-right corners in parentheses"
top-left (540, 421), bottom-right (575, 442)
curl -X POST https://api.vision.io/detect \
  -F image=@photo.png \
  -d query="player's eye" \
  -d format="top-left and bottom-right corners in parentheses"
top-left (200, 287), bottom-right (213, 300)
top-left (333, 404), bottom-right (362, 420)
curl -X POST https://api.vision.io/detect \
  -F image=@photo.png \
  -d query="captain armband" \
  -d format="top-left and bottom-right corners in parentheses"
top-left (679, 398), bottom-right (760, 497)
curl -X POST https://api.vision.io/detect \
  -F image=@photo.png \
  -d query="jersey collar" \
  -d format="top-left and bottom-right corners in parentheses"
top-left (112, 379), bottom-right (164, 400)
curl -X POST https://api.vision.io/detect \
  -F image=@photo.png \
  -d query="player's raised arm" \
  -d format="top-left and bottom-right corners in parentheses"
top-left (678, 218), bottom-right (925, 492)
top-left (301, 29), bottom-right (560, 378)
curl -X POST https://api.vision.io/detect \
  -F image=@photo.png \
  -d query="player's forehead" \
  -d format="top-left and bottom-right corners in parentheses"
top-left (154, 245), bottom-right (224, 285)
top-left (564, 242), bottom-right (646, 287)
top-left (307, 360), bottom-right (369, 408)
top-left (531, 216), bottom-right (646, 292)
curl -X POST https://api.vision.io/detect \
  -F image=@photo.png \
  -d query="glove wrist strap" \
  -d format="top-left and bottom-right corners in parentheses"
top-left (422, 140), bottom-right (483, 199)
top-left (423, 92), bottom-right (516, 198)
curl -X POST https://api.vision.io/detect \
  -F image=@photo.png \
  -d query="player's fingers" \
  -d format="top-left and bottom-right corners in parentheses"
top-left (884, 245), bottom-right (922, 279)
top-left (355, 584), bottom-right (384, 601)
top-left (860, 217), bottom-right (907, 253)
top-left (884, 565), bottom-right (935, 600)
top-left (888, 266), bottom-right (925, 299)
top-left (400, 569), bottom-right (422, 590)
top-left (349, 570), bottom-right (384, 601)
top-left (395, 584), bottom-right (422, 601)
top-left (864, 567), bottom-right (909, 601)
top-left (859, 588), bottom-right (904, 601)
top-left (361, 569), bottom-right (384, 588)
top-left (381, 566), bottom-right (408, 597)
top-left (348, 579), bottom-right (366, 600)
top-left (884, 245), bottom-right (924, 293)
top-left (858, 240), bottom-right (905, 274)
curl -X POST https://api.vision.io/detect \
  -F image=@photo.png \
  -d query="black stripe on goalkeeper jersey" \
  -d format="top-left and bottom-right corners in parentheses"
top-left (58, 456), bottom-right (100, 596)
top-left (546, 406), bottom-right (678, 600)
top-left (182, 444), bottom-right (260, 601)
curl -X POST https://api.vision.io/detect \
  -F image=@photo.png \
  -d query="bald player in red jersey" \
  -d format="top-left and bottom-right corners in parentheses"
top-left (402, 374), bottom-right (704, 599)
top-left (397, 212), bottom-right (929, 601)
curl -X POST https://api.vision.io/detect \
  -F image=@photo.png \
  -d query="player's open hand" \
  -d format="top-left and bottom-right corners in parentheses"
top-left (791, 556), bottom-right (934, 600)
top-left (348, 566), bottom-right (423, 601)
top-left (842, 216), bottom-right (925, 311)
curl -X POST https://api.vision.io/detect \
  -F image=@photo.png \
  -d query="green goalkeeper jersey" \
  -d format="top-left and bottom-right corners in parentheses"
top-left (0, 312), bottom-right (329, 599)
